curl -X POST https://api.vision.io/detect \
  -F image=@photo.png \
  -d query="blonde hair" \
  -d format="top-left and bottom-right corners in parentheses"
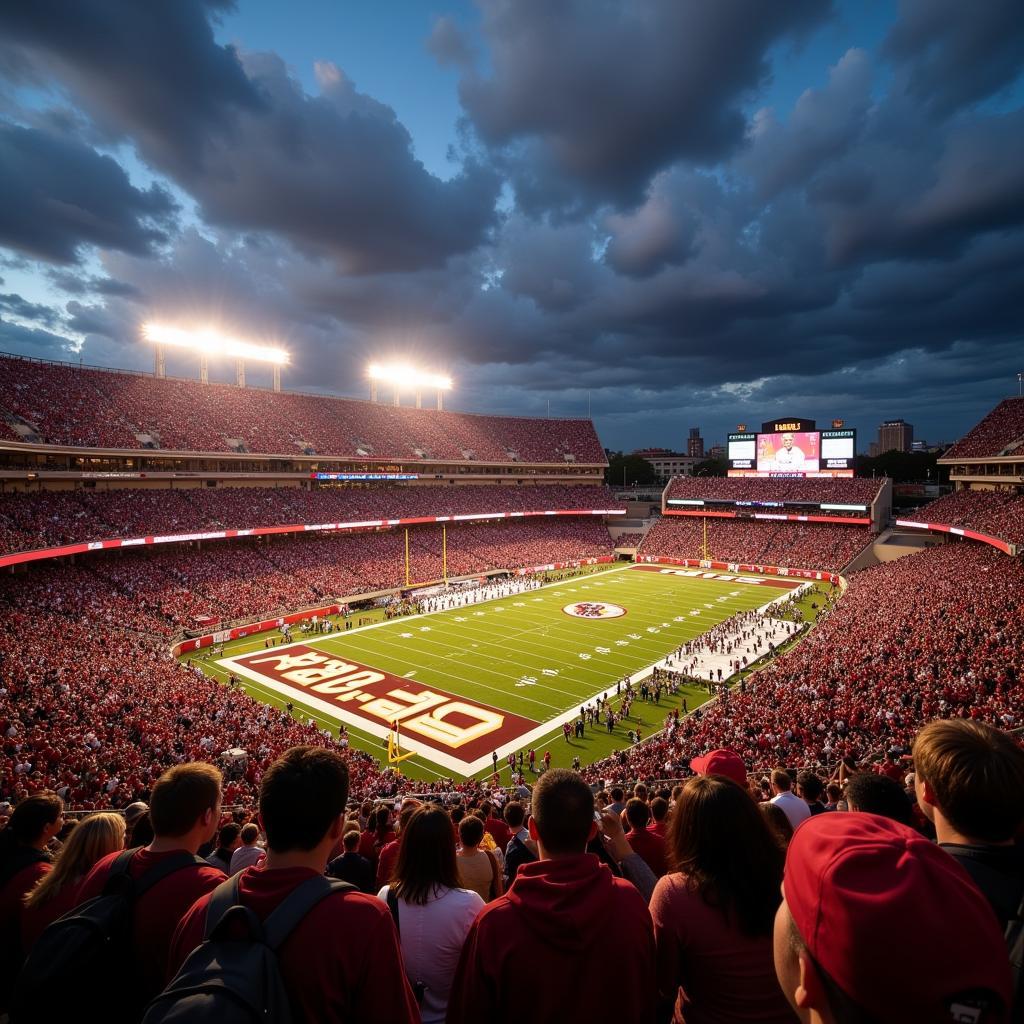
top-left (24, 812), bottom-right (126, 911)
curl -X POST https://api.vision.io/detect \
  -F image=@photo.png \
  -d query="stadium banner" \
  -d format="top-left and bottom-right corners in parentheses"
top-left (662, 510), bottom-right (870, 525)
top-left (633, 554), bottom-right (839, 585)
top-left (173, 603), bottom-right (345, 656)
top-left (220, 644), bottom-right (540, 773)
top-left (0, 509), bottom-right (627, 569)
top-left (894, 520), bottom-right (1016, 556)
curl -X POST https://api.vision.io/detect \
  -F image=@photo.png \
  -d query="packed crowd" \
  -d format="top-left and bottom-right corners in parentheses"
top-left (613, 531), bottom-right (646, 546)
top-left (943, 396), bottom-right (1024, 459)
top-left (639, 517), bottom-right (873, 572)
top-left (0, 354), bottom-right (606, 462)
top-left (2, 718), bottom-right (1022, 1023)
top-left (0, 484), bottom-right (622, 555)
top-left (665, 476), bottom-right (882, 504)
top-left (585, 542), bottom-right (1024, 784)
top-left (2, 518), bottom-right (615, 630)
top-left (909, 487), bottom-right (1024, 547)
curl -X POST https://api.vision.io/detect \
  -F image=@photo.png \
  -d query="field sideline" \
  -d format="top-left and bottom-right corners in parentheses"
top-left (187, 563), bottom-right (823, 782)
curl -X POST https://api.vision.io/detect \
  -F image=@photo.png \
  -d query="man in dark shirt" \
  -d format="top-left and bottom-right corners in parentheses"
top-left (913, 719), bottom-right (1024, 922)
top-left (327, 830), bottom-right (375, 893)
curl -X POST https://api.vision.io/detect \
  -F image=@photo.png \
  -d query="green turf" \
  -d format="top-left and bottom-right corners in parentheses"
top-left (185, 565), bottom-right (828, 783)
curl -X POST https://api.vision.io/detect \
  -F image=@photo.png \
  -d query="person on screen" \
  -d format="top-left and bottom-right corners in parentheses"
top-left (773, 433), bottom-right (805, 469)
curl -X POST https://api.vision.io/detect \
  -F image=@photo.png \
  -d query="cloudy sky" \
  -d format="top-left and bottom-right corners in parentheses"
top-left (0, 0), bottom-right (1022, 452)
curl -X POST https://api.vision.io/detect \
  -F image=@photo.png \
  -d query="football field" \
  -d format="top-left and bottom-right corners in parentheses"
top-left (212, 564), bottom-right (808, 781)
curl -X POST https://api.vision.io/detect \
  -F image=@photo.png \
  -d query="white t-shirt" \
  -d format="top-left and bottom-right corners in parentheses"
top-left (774, 445), bottom-right (806, 469)
top-left (377, 884), bottom-right (485, 1024)
top-left (771, 790), bottom-right (811, 829)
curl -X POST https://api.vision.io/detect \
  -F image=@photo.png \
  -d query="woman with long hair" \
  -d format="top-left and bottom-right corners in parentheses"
top-left (0, 792), bottom-right (64, 1007)
top-left (377, 806), bottom-right (484, 1024)
top-left (649, 776), bottom-right (796, 1023)
top-left (21, 811), bottom-right (126, 951)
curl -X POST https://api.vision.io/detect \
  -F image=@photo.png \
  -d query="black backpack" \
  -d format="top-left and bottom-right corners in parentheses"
top-left (11, 848), bottom-right (205, 1024)
top-left (142, 872), bottom-right (353, 1024)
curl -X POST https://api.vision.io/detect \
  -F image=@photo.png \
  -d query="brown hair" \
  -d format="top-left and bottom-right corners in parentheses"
top-left (260, 746), bottom-right (348, 852)
top-left (392, 807), bottom-right (461, 904)
top-left (458, 815), bottom-right (484, 848)
top-left (913, 720), bottom-right (1024, 842)
top-left (667, 776), bottom-right (784, 936)
top-left (532, 769), bottom-right (595, 855)
top-left (149, 763), bottom-right (222, 838)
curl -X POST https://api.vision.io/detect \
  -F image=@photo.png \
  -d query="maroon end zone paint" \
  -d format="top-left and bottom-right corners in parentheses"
top-left (231, 645), bottom-right (539, 762)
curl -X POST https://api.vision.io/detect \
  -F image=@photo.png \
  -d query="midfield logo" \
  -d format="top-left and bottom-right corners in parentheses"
top-left (562, 601), bottom-right (627, 619)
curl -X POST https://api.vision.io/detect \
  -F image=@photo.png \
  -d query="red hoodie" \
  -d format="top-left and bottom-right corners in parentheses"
top-left (447, 853), bottom-right (655, 1024)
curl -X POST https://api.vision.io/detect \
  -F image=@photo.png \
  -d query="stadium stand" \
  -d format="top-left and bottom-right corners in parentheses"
top-left (585, 542), bottom-right (1024, 783)
top-left (0, 354), bottom-right (605, 462)
top-left (664, 476), bottom-right (882, 504)
top-left (638, 517), bottom-right (873, 573)
top-left (905, 489), bottom-right (1024, 548)
top-left (942, 397), bottom-right (1024, 459)
top-left (0, 484), bottom-right (622, 555)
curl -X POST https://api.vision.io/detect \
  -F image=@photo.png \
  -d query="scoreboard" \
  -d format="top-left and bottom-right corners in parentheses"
top-left (728, 419), bottom-right (856, 478)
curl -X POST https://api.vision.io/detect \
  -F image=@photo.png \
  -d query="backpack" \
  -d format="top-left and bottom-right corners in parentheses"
top-left (383, 886), bottom-right (426, 1006)
top-left (504, 834), bottom-right (537, 886)
top-left (142, 872), bottom-right (353, 1024)
top-left (11, 848), bottom-right (205, 1024)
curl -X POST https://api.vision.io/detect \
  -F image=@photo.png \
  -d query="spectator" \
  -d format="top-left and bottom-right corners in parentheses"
top-left (358, 807), bottom-right (396, 874)
top-left (167, 746), bottom-right (418, 1022)
top-left (691, 748), bottom-right (749, 790)
top-left (913, 719), bottom-right (1024, 923)
top-left (456, 815), bottom-right (502, 903)
top-left (375, 798), bottom-right (421, 891)
top-left (447, 769), bottom-right (656, 1024)
top-left (0, 792), bottom-right (63, 1002)
top-left (205, 822), bottom-right (242, 874)
top-left (228, 822), bottom-right (265, 874)
top-left (75, 763), bottom-right (226, 1004)
top-left (377, 806), bottom-right (484, 1023)
top-left (770, 770), bottom-right (810, 830)
top-left (774, 813), bottom-right (1013, 1022)
top-left (607, 786), bottom-right (627, 815)
top-left (760, 802), bottom-right (795, 849)
top-left (327, 829), bottom-right (376, 894)
top-left (844, 773), bottom-right (913, 826)
top-left (795, 771), bottom-right (827, 815)
top-left (624, 798), bottom-right (667, 877)
top-left (649, 796), bottom-right (670, 837)
top-left (20, 812), bottom-right (125, 952)
top-left (123, 801), bottom-right (150, 845)
top-left (501, 800), bottom-right (537, 886)
top-left (651, 776), bottom-right (794, 1023)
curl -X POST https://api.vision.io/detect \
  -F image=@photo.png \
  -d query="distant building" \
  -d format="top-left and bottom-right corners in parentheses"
top-left (878, 419), bottom-right (913, 453)
top-left (687, 427), bottom-right (704, 459)
top-left (631, 448), bottom-right (698, 480)
top-left (706, 444), bottom-right (727, 460)
top-left (869, 441), bottom-right (880, 458)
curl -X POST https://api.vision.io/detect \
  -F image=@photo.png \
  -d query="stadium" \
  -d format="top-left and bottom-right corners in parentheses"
top-left (3, 2), bottom-right (1023, 1020)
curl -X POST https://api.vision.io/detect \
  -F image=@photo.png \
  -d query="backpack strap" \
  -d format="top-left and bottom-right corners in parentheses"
top-left (103, 849), bottom-right (208, 900)
top-left (203, 874), bottom-right (245, 941)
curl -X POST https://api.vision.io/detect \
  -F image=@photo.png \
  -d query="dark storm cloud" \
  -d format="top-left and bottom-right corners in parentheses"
top-left (884, 0), bottom-right (1024, 115)
top-left (0, 1), bottom-right (500, 273)
top-left (452, 0), bottom-right (830, 215)
top-left (0, 0), bottom-right (261, 171)
top-left (0, 292), bottom-right (60, 327)
top-left (0, 123), bottom-right (177, 263)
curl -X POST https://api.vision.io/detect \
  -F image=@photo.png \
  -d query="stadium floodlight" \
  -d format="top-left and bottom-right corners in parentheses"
top-left (142, 323), bottom-right (289, 390)
top-left (367, 362), bottom-right (453, 409)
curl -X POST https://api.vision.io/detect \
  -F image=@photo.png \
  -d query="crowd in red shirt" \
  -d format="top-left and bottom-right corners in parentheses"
top-left (908, 488), bottom-right (1024, 548)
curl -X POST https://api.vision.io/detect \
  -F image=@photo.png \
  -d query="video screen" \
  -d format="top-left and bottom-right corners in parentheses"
top-left (727, 434), bottom-right (756, 470)
top-left (820, 429), bottom-right (856, 471)
top-left (756, 431), bottom-right (820, 473)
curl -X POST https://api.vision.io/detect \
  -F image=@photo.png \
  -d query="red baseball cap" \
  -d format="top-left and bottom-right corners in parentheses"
top-left (783, 812), bottom-right (1012, 1022)
top-left (690, 748), bottom-right (747, 788)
